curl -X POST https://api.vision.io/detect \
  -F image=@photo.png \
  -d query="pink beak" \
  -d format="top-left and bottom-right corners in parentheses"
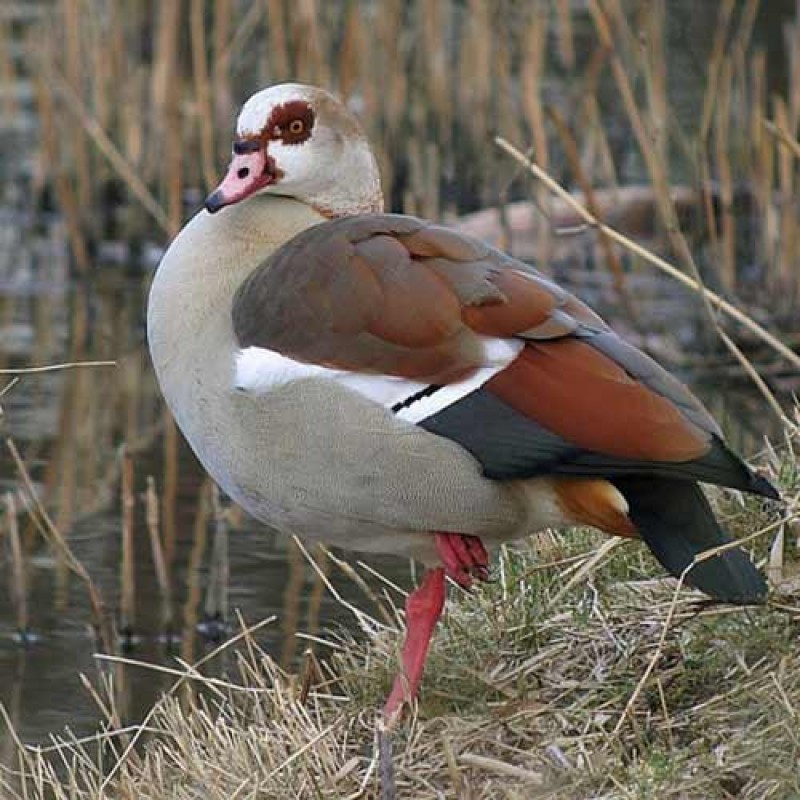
top-left (205, 148), bottom-right (277, 213)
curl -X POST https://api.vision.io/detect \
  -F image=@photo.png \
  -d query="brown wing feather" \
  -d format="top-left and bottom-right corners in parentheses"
top-left (233, 214), bottom-right (570, 381)
top-left (487, 340), bottom-right (710, 461)
top-left (233, 213), bottom-right (716, 463)
top-left (461, 271), bottom-right (558, 336)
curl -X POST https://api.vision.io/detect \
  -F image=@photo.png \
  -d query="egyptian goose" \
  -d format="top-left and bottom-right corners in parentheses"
top-left (148, 83), bottom-right (776, 721)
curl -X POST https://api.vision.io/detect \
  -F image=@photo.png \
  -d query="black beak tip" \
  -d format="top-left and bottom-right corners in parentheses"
top-left (205, 191), bottom-right (226, 214)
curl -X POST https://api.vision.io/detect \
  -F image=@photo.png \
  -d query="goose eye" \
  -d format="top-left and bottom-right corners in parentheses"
top-left (288, 119), bottom-right (305, 135)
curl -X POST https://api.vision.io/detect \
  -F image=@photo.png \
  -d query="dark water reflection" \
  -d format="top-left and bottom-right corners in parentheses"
top-left (1, 242), bottom-right (411, 742)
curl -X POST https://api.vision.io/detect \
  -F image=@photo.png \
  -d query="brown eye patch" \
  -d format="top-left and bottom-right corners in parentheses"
top-left (265, 100), bottom-right (315, 145)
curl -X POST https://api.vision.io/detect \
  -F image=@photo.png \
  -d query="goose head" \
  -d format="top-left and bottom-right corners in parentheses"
top-left (205, 83), bottom-right (383, 218)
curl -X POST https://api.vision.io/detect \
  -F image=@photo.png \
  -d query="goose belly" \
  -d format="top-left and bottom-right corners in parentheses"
top-left (185, 374), bottom-right (532, 562)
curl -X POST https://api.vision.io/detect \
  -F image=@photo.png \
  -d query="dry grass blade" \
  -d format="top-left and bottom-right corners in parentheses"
top-left (459, 752), bottom-right (544, 784)
top-left (545, 537), bottom-right (623, 609)
top-left (611, 574), bottom-right (687, 735)
top-left (97, 614), bottom-right (278, 793)
top-left (494, 137), bottom-right (800, 373)
top-left (764, 118), bottom-right (800, 160)
top-left (0, 361), bottom-right (116, 375)
top-left (1, 475), bottom-right (798, 798)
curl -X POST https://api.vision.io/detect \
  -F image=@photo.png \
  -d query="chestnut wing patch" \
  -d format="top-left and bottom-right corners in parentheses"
top-left (232, 214), bottom-right (587, 383)
top-left (232, 213), bottom-right (745, 480)
top-left (486, 339), bottom-right (710, 462)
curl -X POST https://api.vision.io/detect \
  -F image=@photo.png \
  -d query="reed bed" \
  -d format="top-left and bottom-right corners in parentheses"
top-left (4, 0), bottom-right (799, 308)
top-left (0, 423), bottom-right (796, 799)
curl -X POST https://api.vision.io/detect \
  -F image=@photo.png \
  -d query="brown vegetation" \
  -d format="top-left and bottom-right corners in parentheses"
top-left (0, 426), bottom-right (797, 798)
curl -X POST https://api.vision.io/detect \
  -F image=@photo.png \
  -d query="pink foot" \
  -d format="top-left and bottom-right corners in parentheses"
top-left (383, 568), bottom-right (446, 723)
top-left (434, 532), bottom-right (489, 588)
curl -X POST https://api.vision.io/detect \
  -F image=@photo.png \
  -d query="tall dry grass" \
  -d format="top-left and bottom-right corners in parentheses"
top-left (0, 431), bottom-right (796, 799)
top-left (5, 0), bottom-right (798, 307)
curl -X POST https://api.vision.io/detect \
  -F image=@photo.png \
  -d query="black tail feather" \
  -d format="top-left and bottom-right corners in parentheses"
top-left (613, 476), bottom-right (768, 604)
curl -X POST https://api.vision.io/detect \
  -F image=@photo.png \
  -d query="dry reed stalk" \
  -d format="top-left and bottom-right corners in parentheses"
top-left (121, 69), bottom-right (146, 181)
top-left (145, 477), bottom-right (174, 639)
top-left (148, 0), bottom-right (183, 231)
top-left (61, 0), bottom-right (91, 215)
top-left (119, 355), bottom-right (141, 448)
top-left (459, 0), bottom-right (491, 143)
top-left (150, 0), bottom-right (180, 129)
top-left (213, 0), bottom-right (234, 138)
top-left (297, 647), bottom-right (324, 705)
top-left (0, 18), bottom-right (20, 123)
top-left (554, 0), bottom-right (574, 71)
top-left (291, 0), bottom-right (328, 85)
top-left (4, 493), bottom-right (28, 640)
top-left (119, 447), bottom-right (136, 644)
top-left (699, 0), bottom-right (736, 144)
top-left (641, 1), bottom-right (668, 171)
top-left (691, 4), bottom-right (736, 292)
top-left (89, 13), bottom-right (111, 174)
top-left (774, 98), bottom-right (797, 299)
top-left (419, 0), bottom-right (449, 140)
top-left (732, 0), bottom-right (761, 66)
top-left (160, 412), bottom-right (179, 565)
top-left (404, 126), bottom-right (427, 218)
top-left (519, 5), bottom-right (552, 262)
top-left (583, 94), bottom-right (619, 188)
top-left (713, 58), bottom-right (736, 290)
top-left (494, 16), bottom-right (520, 153)
top-left (6, 438), bottom-right (114, 655)
top-left (789, 14), bottom-right (800, 131)
top-left (181, 478), bottom-right (211, 666)
top-left (190, 0), bottom-right (217, 191)
top-left (546, 106), bottom-right (629, 303)
top-left (752, 55), bottom-right (774, 269)
top-left (305, 545), bottom-right (330, 641)
top-left (280, 538), bottom-right (306, 668)
top-left (338, 1), bottom-right (364, 100)
top-left (0, 378), bottom-right (19, 407)
top-left (265, 0), bottom-right (292, 84)
top-left (32, 62), bottom-right (90, 272)
top-left (494, 137), bottom-right (800, 374)
top-left (380, 0), bottom-right (408, 135)
top-left (204, 486), bottom-right (230, 631)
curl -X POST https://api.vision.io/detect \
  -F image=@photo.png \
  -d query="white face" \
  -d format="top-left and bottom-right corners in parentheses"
top-left (206, 83), bottom-right (382, 215)
top-left (236, 83), bottom-right (347, 196)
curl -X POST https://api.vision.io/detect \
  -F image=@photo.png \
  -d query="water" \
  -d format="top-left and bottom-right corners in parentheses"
top-left (0, 1), bottom-right (795, 745)
top-left (0, 239), bottom-right (411, 740)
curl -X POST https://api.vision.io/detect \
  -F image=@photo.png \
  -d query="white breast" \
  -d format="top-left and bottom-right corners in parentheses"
top-left (234, 337), bottom-right (523, 423)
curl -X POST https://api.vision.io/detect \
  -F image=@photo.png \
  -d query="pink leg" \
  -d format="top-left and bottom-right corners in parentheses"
top-left (383, 568), bottom-right (446, 722)
top-left (434, 532), bottom-right (489, 587)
